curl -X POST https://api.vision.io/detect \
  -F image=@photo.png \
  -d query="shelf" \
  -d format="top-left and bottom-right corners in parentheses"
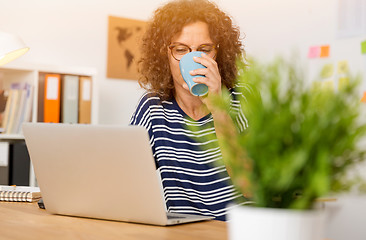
top-left (0, 134), bottom-right (24, 140)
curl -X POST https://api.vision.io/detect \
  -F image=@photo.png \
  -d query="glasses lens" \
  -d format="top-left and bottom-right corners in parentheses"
top-left (171, 45), bottom-right (190, 60)
top-left (197, 44), bottom-right (215, 56)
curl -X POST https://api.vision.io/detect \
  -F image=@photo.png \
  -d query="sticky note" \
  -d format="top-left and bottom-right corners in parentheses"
top-left (337, 60), bottom-right (349, 74)
top-left (320, 45), bottom-right (330, 58)
top-left (361, 92), bottom-right (366, 103)
top-left (320, 63), bottom-right (334, 78)
top-left (308, 46), bottom-right (320, 58)
top-left (361, 40), bottom-right (366, 54)
top-left (323, 80), bottom-right (334, 91)
top-left (312, 81), bottom-right (322, 90)
top-left (338, 77), bottom-right (349, 90)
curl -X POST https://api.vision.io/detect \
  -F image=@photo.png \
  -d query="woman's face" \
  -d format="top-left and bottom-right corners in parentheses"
top-left (168, 21), bottom-right (214, 95)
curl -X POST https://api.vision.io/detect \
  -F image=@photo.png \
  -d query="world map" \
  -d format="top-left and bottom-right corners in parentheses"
top-left (115, 26), bottom-right (142, 70)
top-left (107, 16), bottom-right (146, 80)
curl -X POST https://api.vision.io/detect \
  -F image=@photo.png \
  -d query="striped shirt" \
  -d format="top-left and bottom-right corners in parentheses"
top-left (129, 89), bottom-right (249, 221)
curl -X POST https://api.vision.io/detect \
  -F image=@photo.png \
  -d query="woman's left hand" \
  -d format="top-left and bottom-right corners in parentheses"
top-left (189, 53), bottom-right (222, 99)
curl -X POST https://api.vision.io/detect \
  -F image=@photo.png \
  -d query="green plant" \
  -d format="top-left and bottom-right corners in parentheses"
top-left (211, 57), bottom-right (366, 210)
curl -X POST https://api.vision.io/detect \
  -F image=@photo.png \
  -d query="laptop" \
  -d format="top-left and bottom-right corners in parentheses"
top-left (22, 123), bottom-right (213, 226)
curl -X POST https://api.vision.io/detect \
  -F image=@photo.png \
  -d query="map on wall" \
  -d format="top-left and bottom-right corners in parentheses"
top-left (107, 16), bottom-right (147, 80)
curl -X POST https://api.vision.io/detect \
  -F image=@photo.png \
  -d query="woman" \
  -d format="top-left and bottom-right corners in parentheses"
top-left (130, 0), bottom-right (249, 221)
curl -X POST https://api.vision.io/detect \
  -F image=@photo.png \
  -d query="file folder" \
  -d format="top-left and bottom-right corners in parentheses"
top-left (61, 75), bottom-right (79, 124)
top-left (44, 74), bottom-right (61, 123)
top-left (78, 76), bottom-right (92, 124)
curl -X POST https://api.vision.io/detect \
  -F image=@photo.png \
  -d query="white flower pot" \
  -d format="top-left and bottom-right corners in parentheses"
top-left (227, 205), bottom-right (325, 240)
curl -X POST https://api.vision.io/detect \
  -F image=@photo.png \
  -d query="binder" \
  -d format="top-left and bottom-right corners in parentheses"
top-left (78, 76), bottom-right (92, 124)
top-left (37, 73), bottom-right (45, 122)
top-left (44, 74), bottom-right (61, 123)
top-left (9, 141), bottom-right (30, 186)
top-left (0, 142), bottom-right (9, 185)
top-left (61, 75), bottom-right (79, 124)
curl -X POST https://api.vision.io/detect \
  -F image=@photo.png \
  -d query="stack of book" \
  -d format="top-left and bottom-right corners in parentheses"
top-left (0, 83), bottom-right (33, 135)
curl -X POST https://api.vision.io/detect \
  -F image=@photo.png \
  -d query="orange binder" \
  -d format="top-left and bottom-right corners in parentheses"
top-left (78, 76), bottom-right (92, 124)
top-left (44, 74), bottom-right (61, 123)
top-left (37, 73), bottom-right (45, 122)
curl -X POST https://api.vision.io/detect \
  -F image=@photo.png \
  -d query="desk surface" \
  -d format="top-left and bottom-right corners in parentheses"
top-left (0, 202), bottom-right (228, 240)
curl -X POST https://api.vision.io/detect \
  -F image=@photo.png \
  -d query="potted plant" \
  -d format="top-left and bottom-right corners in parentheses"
top-left (210, 58), bottom-right (366, 240)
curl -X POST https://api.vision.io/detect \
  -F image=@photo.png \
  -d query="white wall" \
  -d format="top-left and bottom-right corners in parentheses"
top-left (221, 0), bottom-right (366, 88)
top-left (0, 0), bottom-right (365, 125)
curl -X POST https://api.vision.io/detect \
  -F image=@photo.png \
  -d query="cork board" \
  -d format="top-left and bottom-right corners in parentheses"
top-left (107, 16), bottom-right (147, 80)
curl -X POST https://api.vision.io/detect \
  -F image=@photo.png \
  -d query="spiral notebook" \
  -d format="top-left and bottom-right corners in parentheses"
top-left (0, 185), bottom-right (41, 202)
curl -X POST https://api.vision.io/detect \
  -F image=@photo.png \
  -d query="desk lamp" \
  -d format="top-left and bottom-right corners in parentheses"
top-left (0, 31), bottom-right (29, 66)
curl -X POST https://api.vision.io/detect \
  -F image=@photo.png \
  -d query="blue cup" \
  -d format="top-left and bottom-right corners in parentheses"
top-left (179, 51), bottom-right (209, 96)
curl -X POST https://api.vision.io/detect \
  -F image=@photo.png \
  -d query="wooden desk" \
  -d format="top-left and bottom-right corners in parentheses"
top-left (0, 202), bottom-right (228, 240)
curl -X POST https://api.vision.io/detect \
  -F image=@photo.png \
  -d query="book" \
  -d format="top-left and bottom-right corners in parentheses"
top-left (78, 76), bottom-right (92, 124)
top-left (15, 83), bottom-right (33, 134)
top-left (3, 89), bottom-right (20, 134)
top-left (6, 83), bottom-right (25, 134)
top-left (8, 89), bottom-right (26, 134)
top-left (0, 185), bottom-right (41, 202)
top-left (1, 90), bottom-right (14, 133)
top-left (61, 75), bottom-right (79, 124)
top-left (0, 89), bottom-right (8, 133)
top-left (44, 74), bottom-right (61, 123)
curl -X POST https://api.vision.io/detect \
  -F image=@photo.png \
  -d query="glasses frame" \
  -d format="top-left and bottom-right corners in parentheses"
top-left (168, 43), bottom-right (218, 61)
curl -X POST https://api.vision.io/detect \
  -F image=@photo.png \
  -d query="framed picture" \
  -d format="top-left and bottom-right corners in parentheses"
top-left (107, 16), bottom-right (147, 80)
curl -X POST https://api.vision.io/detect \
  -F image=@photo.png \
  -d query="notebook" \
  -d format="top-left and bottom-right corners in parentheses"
top-left (22, 123), bottom-right (213, 226)
top-left (0, 185), bottom-right (41, 202)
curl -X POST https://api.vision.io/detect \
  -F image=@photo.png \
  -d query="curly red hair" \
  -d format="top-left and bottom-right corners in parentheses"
top-left (139, 0), bottom-right (244, 100)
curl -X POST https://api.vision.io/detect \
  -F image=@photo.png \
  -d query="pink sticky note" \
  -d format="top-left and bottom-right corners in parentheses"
top-left (308, 46), bottom-right (320, 58)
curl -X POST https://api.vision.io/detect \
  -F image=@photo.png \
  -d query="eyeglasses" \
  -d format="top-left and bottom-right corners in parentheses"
top-left (168, 43), bottom-right (218, 61)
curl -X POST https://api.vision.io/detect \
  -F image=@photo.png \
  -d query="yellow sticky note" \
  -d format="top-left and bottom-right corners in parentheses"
top-left (361, 40), bottom-right (366, 54)
top-left (320, 64), bottom-right (334, 78)
top-left (323, 80), bottom-right (334, 91)
top-left (337, 60), bottom-right (349, 74)
top-left (338, 77), bottom-right (349, 90)
top-left (312, 81), bottom-right (322, 90)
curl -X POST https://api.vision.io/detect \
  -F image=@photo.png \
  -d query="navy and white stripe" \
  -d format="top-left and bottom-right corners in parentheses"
top-left (129, 89), bottom-right (249, 221)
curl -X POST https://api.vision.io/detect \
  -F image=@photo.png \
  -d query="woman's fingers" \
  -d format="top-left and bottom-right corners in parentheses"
top-left (189, 53), bottom-right (221, 96)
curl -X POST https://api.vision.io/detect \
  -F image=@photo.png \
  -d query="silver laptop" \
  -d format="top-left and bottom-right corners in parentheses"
top-left (22, 123), bottom-right (213, 226)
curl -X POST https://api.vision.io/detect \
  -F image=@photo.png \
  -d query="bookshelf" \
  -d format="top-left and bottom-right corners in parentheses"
top-left (0, 62), bottom-right (98, 186)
